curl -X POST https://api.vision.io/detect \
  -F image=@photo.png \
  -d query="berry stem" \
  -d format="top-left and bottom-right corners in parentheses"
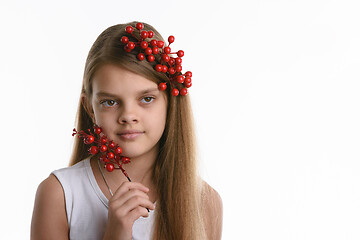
top-left (119, 166), bottom-right (149, 212)
top-left (130, 32), bottom-right (140, 42)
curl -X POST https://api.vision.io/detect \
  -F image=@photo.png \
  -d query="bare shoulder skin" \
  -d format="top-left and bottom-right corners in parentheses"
top-left (31, 174), bottom-right (69, 240)
top-left (202, 180), bottom-right (223, 240)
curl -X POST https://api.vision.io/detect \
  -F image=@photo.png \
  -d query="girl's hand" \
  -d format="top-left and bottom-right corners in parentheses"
top-left (102, 181), bottom-right (156, 240)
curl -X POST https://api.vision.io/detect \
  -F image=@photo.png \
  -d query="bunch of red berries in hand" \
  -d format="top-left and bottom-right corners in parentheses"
top-left (121, 22), bottom-right (192, 96)
top-left (72, 125), bottom-right (131, 180)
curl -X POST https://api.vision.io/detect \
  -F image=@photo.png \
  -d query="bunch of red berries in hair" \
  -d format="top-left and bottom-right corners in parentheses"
top-left (120, 22), bottom-right (192, 97)
top-left (72, 125), bottom-right (131, 181)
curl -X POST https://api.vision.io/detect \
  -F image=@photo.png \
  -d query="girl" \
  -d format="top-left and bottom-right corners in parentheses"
top-left (31, 21), bottom-right (223, 240)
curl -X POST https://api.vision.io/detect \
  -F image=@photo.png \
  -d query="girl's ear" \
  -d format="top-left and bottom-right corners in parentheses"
top-left (81, 93), bottom-right (96, 123)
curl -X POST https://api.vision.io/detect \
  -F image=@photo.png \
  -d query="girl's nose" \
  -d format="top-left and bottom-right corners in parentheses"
top-left (118, 104), bottom-right (138, 124)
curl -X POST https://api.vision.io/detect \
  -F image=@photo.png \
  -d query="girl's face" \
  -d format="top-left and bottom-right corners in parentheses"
top-left (89, 64), bottom-right (167, 159)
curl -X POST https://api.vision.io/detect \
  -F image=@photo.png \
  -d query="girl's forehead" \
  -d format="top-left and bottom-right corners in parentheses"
top-left (92, 64), bottom-right (158, 94)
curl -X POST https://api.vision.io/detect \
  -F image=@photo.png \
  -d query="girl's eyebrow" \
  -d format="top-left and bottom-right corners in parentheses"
top-left (138, 87), bottom-right (160, 95)
top-left (95, 92), bottom-right (118, 98)
top-left (95, 87), bottom-right (160, 98)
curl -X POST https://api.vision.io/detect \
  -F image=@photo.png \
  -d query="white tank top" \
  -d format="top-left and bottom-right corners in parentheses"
top-left (52, 157), bottom-right (156, 240)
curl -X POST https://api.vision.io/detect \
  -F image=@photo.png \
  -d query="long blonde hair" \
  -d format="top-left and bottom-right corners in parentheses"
top-left (69, 22), bottom-right (206, 239)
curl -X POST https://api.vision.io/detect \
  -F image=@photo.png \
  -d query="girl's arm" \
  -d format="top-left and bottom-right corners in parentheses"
top-left (31, 174), bottom-right (69, 240)
top-left (202, 181), bottom-right (223, 240)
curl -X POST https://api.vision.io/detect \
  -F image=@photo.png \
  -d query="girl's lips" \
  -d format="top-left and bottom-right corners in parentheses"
top-left (117, 130), bottom-right (144, 140)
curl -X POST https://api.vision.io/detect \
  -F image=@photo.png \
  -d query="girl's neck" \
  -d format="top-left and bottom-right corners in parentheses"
top-left (123, 151), bottom-right (156, 185)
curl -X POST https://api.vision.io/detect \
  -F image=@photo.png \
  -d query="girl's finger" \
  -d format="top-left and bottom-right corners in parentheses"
top-left (110, 189), bottom-right (150, 209)
top-left (112, 181), bottom-right (149, 200)
top-left (110, 196), bottom-right (155, 223)
top-left (128, 206), bottom-right (152, 221)
top-left (120, 196), bottom-right (155, 215)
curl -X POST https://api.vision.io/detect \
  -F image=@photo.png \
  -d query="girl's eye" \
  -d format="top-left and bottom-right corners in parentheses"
top-left (141, 96), bottom-right (154, 103)
top-left (101, 100), bottom-right (117, 107)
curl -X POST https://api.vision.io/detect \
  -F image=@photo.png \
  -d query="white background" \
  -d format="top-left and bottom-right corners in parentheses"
top-left (1, 0), bottom-right (359, 239)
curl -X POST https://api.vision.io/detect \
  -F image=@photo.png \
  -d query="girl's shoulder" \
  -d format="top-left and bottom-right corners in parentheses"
top-left (31, 158), bottom-right (90, 239)
top-left (201, 180), bottom-right (222, 203)
top-left (31, 173), bottom-right (69, 239)
top-left (201, 180), bottom-right (223, 240)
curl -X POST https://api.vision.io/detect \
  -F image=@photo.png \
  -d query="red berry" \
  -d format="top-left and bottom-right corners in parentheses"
top-left (140, 30), bottom-right (148, 39)
top-left (147, 55), bottom-right (155, 62)
top-left (121, 36), bottom-right (129, 44)
top-left (175, 57), bottom-right (182, 65)
top-left (145, 47), bottom-right (152, 55)
top-left (108, 141), bottom-right (116, 149)
top-left (185, 82), bottom-right (192, 88)
top-left (100, 145), bottom-right (107, 152)
top-left (127, 42), bottom-right (135, 50)
top-left (152, 47), bottom-right (159, 54)
top-left (171, 88), bottom-right (179, 96)
top-left (162, 54), bottom-right (170, 62)
top-left (94, 126), bottom-right (102, 134)
top-left (185, 77), bottom-right (192, 84)
top-left (180, 88), bottom-right (188, 96)
top-left (88, 135), bottom-right (95, 144)
top-left (84, 135), bottom-right (94, 144)
top-left (162, 65), bottom-right (168, 73)
top-left (168, 35), bottom-right (175, 43)
top-left (100, 136), bottom-right (107, 144)
top-left (140, 41), bottom-right (148, 49)
top-left (177, 76), bottom-right (184, 83)
top-left (136, 22), bottom-right (143, 30)
top-left (122, 157), bottom-right (130, 164)
top-left (89, 146), bottom-right (99, 155)
top-left (177, 50), bottom-right (184, 57)
top-left (185, 71), bottom-right (192, 77)
top-left (148, 30), bottom-right (154, 38)
top-left (105, 163), bottom-right (114, 172)
top-left (150, 39), bottom-right (158, 47)
top-left (115, 146), bottom-right (122, 154)
top-left (157, 41), bottom-right (164, 48)
top-left (175, 65), bottom-right (182, 72)
top-left (159, 82), bottom-right (167, 91)
top-left (168, 67), bottom-right (176, 75)
top-left (125, 25), bottom-right (133, 33)
top-left (137, 53), bottom-right (145, 61)
top-left (169, 58), bottom-right (175, 66)
top-left (124, 46), bottom-right (131, 53)
top-left (107, 152), bottom-right (114, 159)
top-left (164, 46), bottom-right (171, 54)
top-left (155, 64), bottom-right (163, 72)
